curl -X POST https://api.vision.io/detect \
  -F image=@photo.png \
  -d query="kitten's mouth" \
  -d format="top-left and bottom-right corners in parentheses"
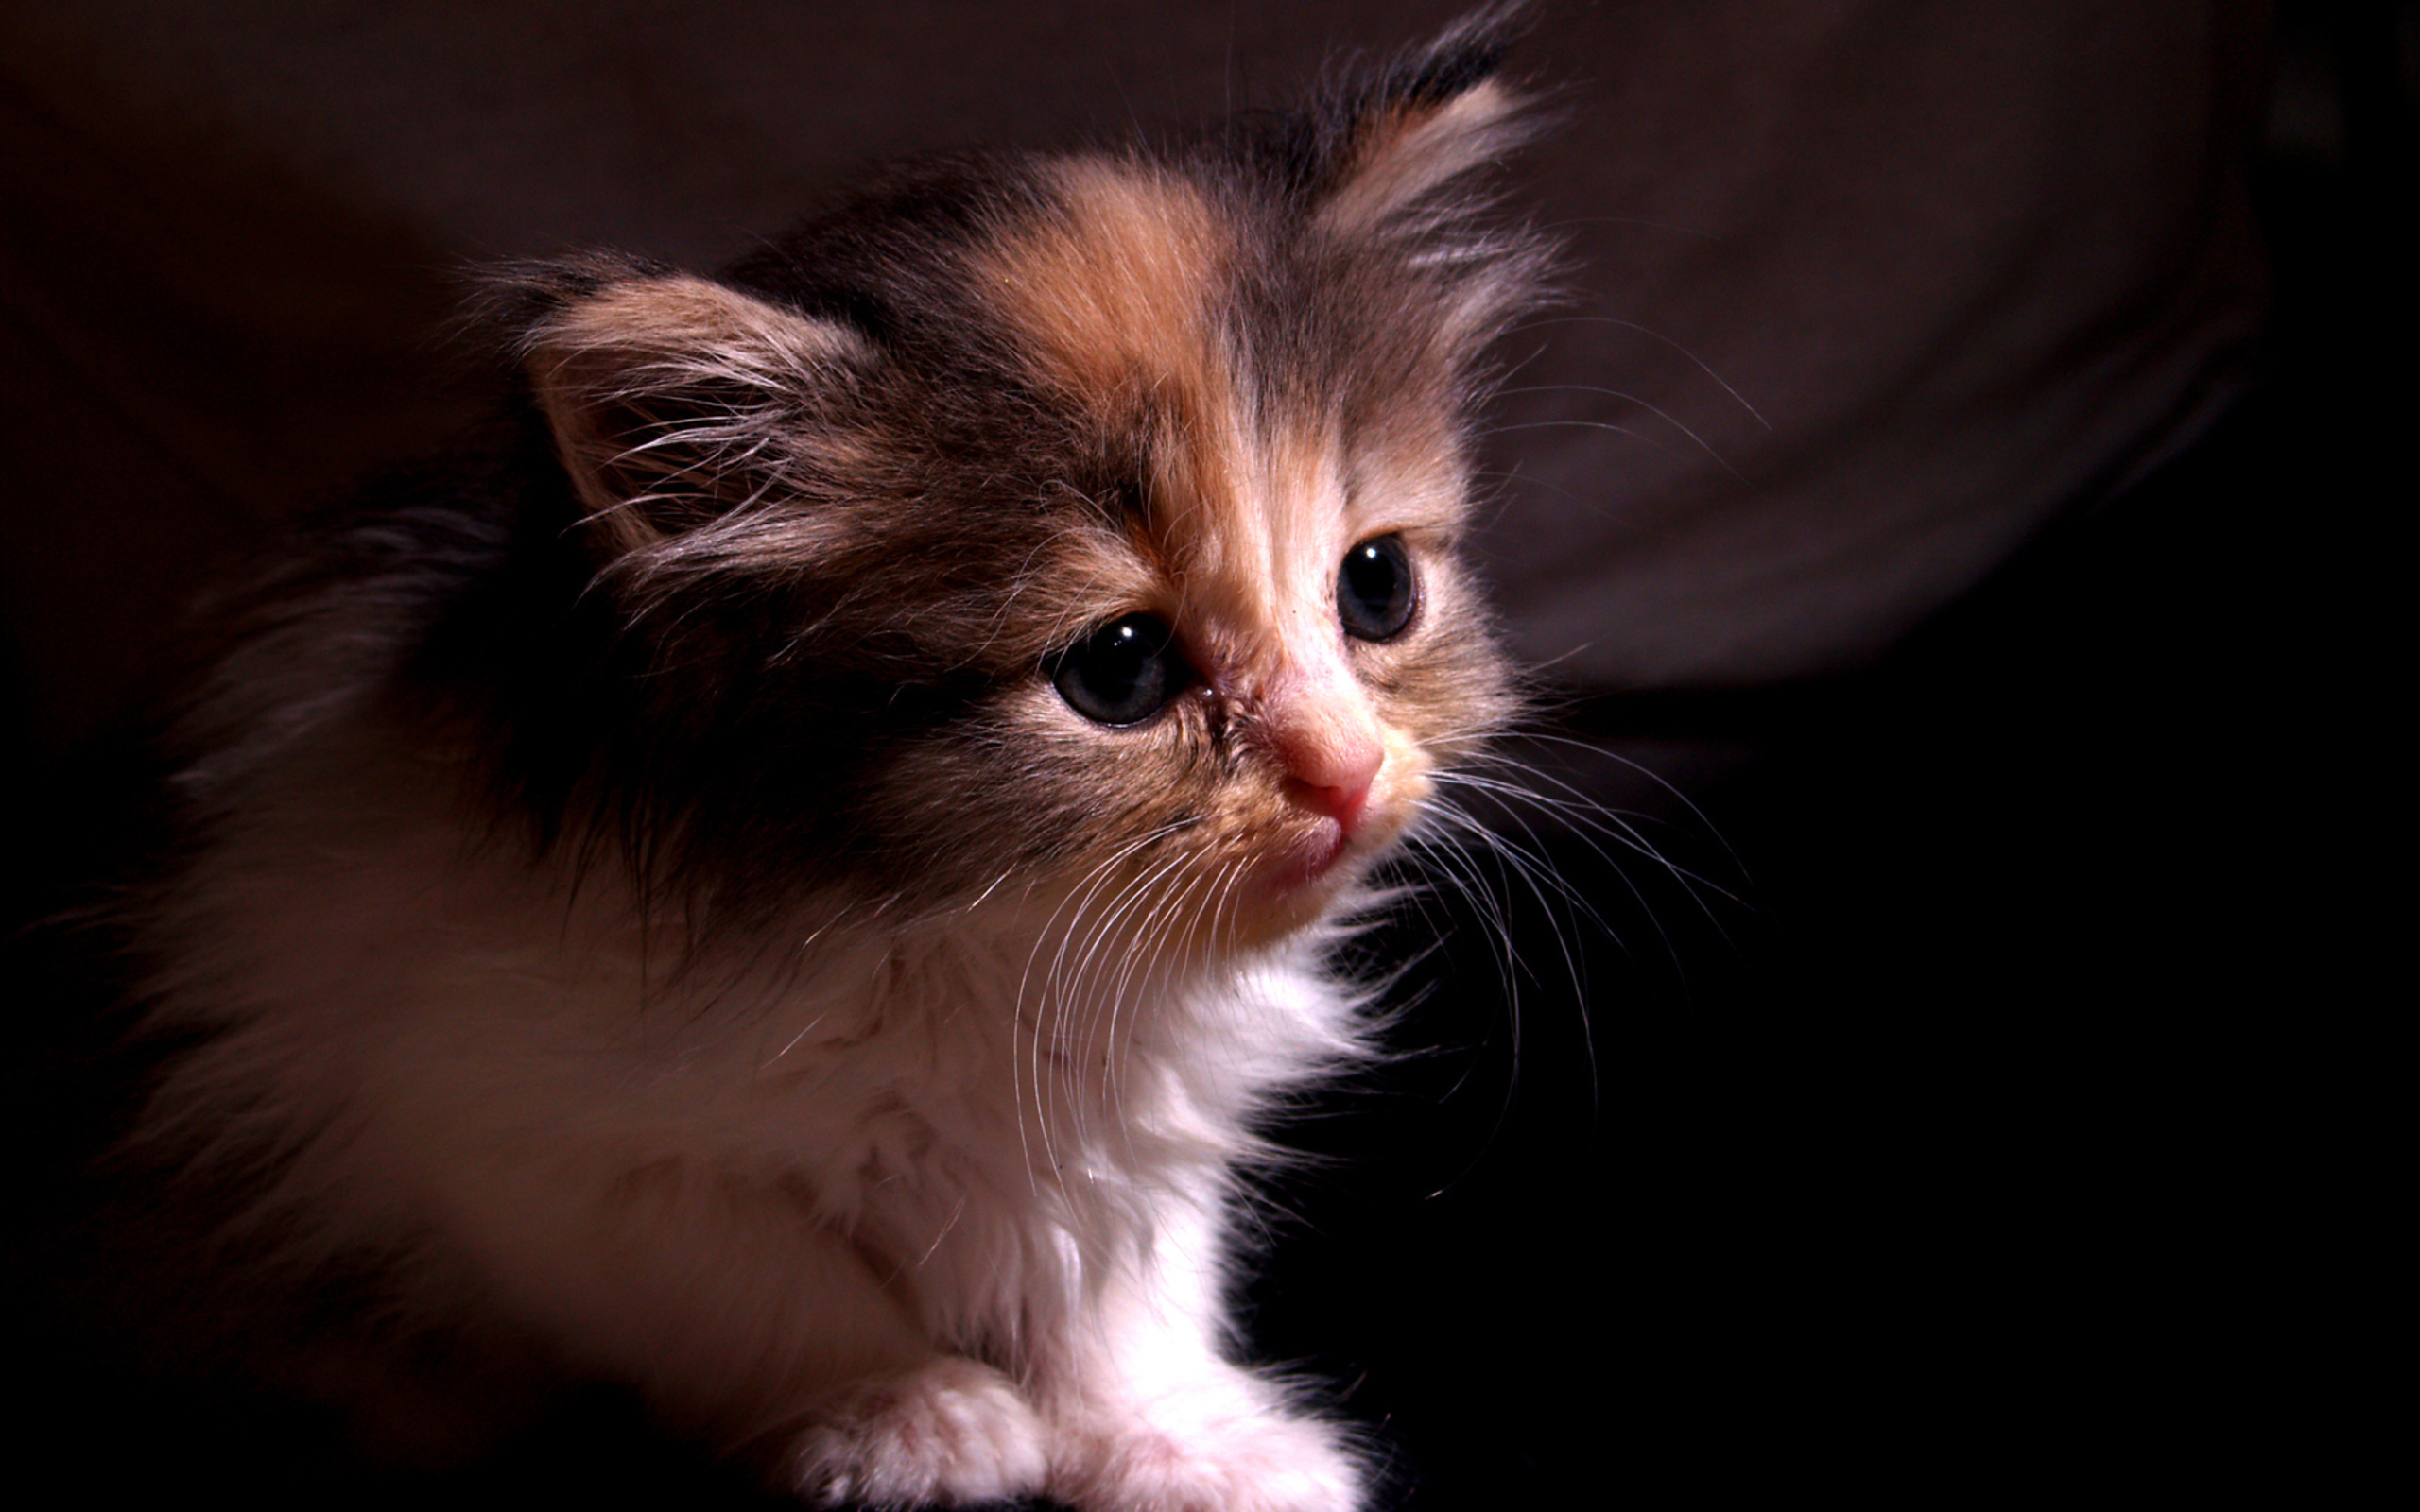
top-left (1256, 777), bottom-right (1422, 903)
top-left (1262, 819), bottom-right (1355, 895)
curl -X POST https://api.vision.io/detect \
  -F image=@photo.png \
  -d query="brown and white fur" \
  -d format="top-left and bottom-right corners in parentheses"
top-left (112, 12), bottom-right (1547, 1509)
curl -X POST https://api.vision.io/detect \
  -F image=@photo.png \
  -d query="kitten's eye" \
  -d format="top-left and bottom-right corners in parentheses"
top-left (1050, 613), bottom-right (1187, 727)
top-left (1337, 534), bottom-right (1417, 642)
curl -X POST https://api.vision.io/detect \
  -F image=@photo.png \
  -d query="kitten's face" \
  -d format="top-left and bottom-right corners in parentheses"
top-left (870, 160), bottom-right (1513, 946)
top-left (511, 73), bottom-right (1538, 951)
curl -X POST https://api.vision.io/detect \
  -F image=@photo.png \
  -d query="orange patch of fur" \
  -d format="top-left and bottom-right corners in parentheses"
top-left (973, 160), bottom-right (1232, 414)
top-left (976, 160), bottom-right (1262, 582)
top-left (975, 161), bottom-right (1274, 645)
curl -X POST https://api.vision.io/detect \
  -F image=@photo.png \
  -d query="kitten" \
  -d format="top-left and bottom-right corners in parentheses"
top-left (89, 12), bottom-right (1547, 1509)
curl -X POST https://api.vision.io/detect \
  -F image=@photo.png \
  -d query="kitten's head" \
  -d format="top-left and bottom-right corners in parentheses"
top-left (490, 14), bottom-right (1546, 954)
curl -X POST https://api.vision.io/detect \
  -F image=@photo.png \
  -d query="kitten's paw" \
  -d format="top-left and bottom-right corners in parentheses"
top-left (781, 1357), bottom-right (1048, 1509)
top-left (1050, 1405), bottom-right (1363, 1512)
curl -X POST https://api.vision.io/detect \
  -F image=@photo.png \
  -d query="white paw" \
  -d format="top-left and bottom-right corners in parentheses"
top-left (1051, 1405), bottom-right (1364, 1512)
top-left (782, 1356), bottom-right (1049, 1509)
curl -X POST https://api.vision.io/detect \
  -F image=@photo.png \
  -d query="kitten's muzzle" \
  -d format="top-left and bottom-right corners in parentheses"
top-left (1284, 770), bottom-right (1373, 835)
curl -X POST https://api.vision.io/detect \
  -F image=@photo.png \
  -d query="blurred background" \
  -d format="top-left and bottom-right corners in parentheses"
top-left (3, 2), bottom-right (2405, 1504)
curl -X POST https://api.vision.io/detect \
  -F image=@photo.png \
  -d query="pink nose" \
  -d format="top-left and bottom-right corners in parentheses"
top-left (1283, 741), bottom-right (1381, 835)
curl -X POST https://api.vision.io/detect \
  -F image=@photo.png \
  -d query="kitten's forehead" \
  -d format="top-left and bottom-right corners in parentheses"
top-left (968, 158), bottom-right (1467, 664)
top-left (970, 158), bottom-right (1234, 422)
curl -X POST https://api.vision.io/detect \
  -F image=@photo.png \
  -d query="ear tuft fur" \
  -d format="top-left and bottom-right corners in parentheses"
top-left (1377, 2), bottom-right (1530, 110)
top-left (1315, 4), bottom-right (1540, 237)
top-left (500, 266), bottom-right (867, 558)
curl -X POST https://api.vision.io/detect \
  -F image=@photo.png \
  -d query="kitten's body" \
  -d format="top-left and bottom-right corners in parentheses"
top-left (94, 15), bottom-right (1543, 1508)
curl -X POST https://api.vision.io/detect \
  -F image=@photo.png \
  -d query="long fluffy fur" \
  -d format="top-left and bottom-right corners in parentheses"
top-left (112, 12), bottom-right (1546, 1509)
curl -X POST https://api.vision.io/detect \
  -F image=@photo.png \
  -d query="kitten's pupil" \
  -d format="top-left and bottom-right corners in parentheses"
top-left (1338, 534), bottom-right (1417, 642)
top-left (1051, 613), bottom-right (1185, 727)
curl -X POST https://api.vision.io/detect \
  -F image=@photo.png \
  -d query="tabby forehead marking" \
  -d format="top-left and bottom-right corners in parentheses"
top-left (976, 161), bottom-right (1281, 665)
top-left (975, 159), bottom-right (1260, 559)
top-left (1158, 419), bottom-right (1348, 698)
top-left (974, 159), bottom-right (1234, 416)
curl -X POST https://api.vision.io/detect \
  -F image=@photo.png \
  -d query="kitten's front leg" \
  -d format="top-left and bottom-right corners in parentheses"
top-left (1043, 1211), bottom-right (1364, 1512)
top-left (1048, 1374), bottom-right (1364, 1512)
top-left (779, 1355), bottom-right (1049, 1510)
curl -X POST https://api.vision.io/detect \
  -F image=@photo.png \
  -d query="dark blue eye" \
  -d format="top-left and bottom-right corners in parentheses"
top-left (1049, 613), bottom-right (1187, 726)
top-left (1338, 534), bottom-right (1417, 642)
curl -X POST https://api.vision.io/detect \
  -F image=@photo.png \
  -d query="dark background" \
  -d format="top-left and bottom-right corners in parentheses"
top-left (3, 2), bottom-right (2405, 1505)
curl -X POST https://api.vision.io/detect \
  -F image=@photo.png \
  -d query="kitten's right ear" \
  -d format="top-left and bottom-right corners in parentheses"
top-left (499, 257), bottom-right (867, 558)
top-left (1313, 4), bottom-right (1538, 237)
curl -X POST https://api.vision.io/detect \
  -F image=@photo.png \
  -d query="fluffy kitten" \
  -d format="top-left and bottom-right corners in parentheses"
top-left (100, 13), bottom-right (1545, 1509)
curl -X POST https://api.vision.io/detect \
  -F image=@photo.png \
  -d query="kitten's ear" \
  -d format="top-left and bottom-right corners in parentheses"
top-left (503, 257), bottom-right (865, 557)
top-left (1315, 6), bottom-right (1538, 237)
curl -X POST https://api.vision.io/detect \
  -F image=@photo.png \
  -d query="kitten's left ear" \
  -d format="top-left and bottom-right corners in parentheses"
top-left (1315, 5), bottom-right (1540, 237)
top-left (504, 259), bottom-right (867, 559)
